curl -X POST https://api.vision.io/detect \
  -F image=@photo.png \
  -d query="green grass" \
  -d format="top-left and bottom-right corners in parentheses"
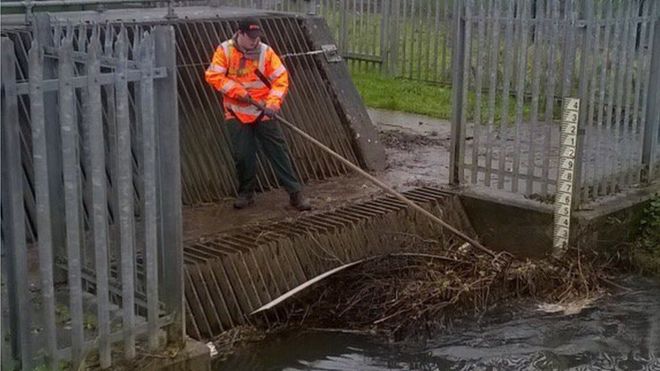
top-left (350, 70), bottom-right (454, 120)
top-left (351, 69), bottom-right (535, 124)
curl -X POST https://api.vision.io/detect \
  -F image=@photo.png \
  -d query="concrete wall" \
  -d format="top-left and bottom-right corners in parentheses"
top-left (458, 186), bottom-right (660, 258)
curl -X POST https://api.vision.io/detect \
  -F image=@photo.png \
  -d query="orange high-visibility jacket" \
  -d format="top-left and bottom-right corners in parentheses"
top-left (205, 38), bottom-right (289, 124)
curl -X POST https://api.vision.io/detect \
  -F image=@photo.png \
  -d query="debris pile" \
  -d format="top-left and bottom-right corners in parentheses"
top-left (278, 234), bottom-right (614, 340)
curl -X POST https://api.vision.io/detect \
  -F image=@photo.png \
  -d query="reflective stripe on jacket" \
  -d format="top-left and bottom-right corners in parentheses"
top-left (205, 38), bottom-right (289, 124)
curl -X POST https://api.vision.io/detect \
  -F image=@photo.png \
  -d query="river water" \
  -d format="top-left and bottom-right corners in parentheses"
top-left (215, 276), bottom-right (660, 370)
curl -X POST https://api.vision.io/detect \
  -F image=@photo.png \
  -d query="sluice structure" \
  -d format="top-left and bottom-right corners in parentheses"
top-left (183, 187), bottom-right (473, 339)
top-left (1, 5), bottom-right (457, 360)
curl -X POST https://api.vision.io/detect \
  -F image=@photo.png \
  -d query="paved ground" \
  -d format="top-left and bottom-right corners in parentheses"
top-left (183, 108), bottom-right (454, 242)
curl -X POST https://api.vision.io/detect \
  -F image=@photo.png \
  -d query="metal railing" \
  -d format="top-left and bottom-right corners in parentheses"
top-left (1, 0), bottom-right (456, 83)
top-left (223, 0), bottom-right (456, 84)
top-left (1, 18), bottom-right (183, 370)
top-left (450, 0), bottom-right (660, 207)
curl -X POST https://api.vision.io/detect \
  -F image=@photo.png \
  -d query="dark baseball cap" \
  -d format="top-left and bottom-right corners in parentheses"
top-left (238, 18), bottom-right (264, 38)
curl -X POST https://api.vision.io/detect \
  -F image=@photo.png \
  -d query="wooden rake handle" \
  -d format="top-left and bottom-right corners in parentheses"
top-left (247, 100), bottom-right (497, 258)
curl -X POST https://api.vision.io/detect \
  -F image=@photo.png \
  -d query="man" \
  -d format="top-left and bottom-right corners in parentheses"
top-left (205, 18), bottom-right (311, 211)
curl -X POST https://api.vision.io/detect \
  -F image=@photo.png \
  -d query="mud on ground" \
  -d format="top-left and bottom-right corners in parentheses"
top-left (183, 114), bottom-right (453, 242)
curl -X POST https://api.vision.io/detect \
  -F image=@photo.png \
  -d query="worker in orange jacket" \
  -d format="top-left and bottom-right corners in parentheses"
top-left (205, 18), bottom-right (311, 211)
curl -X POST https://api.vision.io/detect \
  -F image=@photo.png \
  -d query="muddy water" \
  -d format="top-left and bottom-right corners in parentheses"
top-left (214, 276), bottom-right (660, 370)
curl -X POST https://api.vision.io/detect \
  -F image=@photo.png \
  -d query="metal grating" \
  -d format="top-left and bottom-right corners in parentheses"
top-left (2, 11), bottom-right (375, 243)
top-left (171, 15), bottom-right (362, 205)
top-left (182, 187), bottom-right (471, 339)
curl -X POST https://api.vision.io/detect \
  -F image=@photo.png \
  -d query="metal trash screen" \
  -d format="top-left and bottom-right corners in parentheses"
top-left (451, 0), bottom-right (659, 206)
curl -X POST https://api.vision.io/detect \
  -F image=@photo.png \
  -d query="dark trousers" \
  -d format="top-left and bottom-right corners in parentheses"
top-left (227, 118), bottom-right (302, 195)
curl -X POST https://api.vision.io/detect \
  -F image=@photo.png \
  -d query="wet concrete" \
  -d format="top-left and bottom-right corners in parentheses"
top-left (183, 109), bottom-right (452, 242)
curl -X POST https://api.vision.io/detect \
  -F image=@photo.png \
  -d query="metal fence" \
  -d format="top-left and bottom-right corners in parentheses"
top-left (1, 18), bottom-right (183, 369)
top-left (224, 0), bottom-right (457, 83)
top-left (0, 0), bottom-right (458, 84)
top-left (450, 0), bottom-right (660, 206)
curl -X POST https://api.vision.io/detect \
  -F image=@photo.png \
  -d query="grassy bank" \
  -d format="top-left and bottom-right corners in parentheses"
top-left (350, 70), bottom-right (453, 120)
top-left (350, 70), bottom-right (533, 123)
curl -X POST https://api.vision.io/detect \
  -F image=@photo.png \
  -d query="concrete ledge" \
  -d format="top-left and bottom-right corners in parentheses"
top-left (146, 339), bottom-right (210, 371)
top-left (456, 188), bottom-right (554, 258)
top-left (455, 184), bottom-right (660, 257)
top-left (573, 186), bottom-right (660, 251)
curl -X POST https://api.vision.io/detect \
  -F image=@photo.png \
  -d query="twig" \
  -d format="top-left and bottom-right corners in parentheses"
top-left (599, 276), bottom-right (632, 292)
top-left (388, 252), bottom-right (471, 265)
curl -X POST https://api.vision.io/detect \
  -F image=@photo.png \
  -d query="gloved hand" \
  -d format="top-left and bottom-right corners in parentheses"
top-left (262, 104), bottom-right (280, 118)
top-left (238, 91), bottom-right (253, 104)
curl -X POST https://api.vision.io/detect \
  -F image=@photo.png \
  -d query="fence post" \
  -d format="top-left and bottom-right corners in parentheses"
top-left (307, 0), bottom-right (318, 15)
top-left (154, 25), bottom-right (184, 345)
top-left (339, 0), bottom-right (348, 55)
top-left (34, 13), bottom-right (67, 276)
top-left (1, 37), bottom-right (33, 370)
top-left (450, 0), bottom-right (466, 185)
top-left (572, 0), bottom-right (593, 208)
top-left (642, 12), bottom-right (660, 182)
top-left (389, 0), bottom-right (400, 75)
top-left (29, 36), bottom-right (60, 368)
top-left (380, 0), bottom-right (391, 73)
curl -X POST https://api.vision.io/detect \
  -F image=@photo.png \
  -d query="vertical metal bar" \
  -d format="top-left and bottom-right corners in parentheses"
top-left (620, 0), bottom-right (639, 188)
top-left (352, 0), bottom-right (358, 70)
top-left (443, 0), bottom-right (450, 81)
top-left (560, 0), bottom-right (577, 99)
top-left (526, 1), bottom-right (545, 195)
top-left (586, 0), bottom-right (603, 198)
top-left (595, 0), bottom-right (614, 196)
top-left (340, 0), bottom-right (348, 55)
top-left (410, 0), bottom-right (417, 78)
top-left (610, 3), bottom-right (631, 192)
top-left (381, 0), bottom-right (390, 73)
top-left (114, 27), bottom-right (136, 359)
top-left (572, 0), bottom-right (594, 207)
top-left (450, 0), bottom-right (466, 184)
top-left (154, 25), bottom-right (184, 345)
top-left (458, 0), bottom-right (472, 183)
top-left (371, 0), bottom-right (378, 70)
top-left (8, 31), bottom-right (38, 246)
top-left (131, 27), bottom-right (145, 223)
top-left (497, 0), bottom-right (515, 190)
top-left (416, 0), bottom-right (423, 80)
top-left (512, 0), bottom-right (529, 193)
top-left (606, 2), bottom-right (625, 194)
top-left (390, 0), bottom-right (400, 75)
top-left (642, 5), bottom-right (660, 182)
top-left (471, 0), bottom-right (486, 185)
top-left (85, 27), bottom-right (112, 369)
top-left (80, 24), bottom-right (93, 273)
top-left (375, 0), bottom-right (380, 71)
top-left (354, 0), bottom-right (360, 70)
top-left (401, 0), bottom-right (408, 77)
top-left (432, 0), bottom-right (440, 82)
top-left (1, 37), bottom-right (33, 371)
top-left (611, 2), bottom-right (633, 193)
top-left (423, 1), bottom-right (437, 81)
top-left (630, 0), bottom-right (650, 185)
top-left (541, 0), bottom-right (560, 196)
top-left (28, 37), bottom-right (59, 368)
top-left (485, 0), bottom-right (502, 187)
top-left (59, 29), bottom-right (85, 365)
top-left (103, 24), bottom-right (119, 228)
top-left (34, 13), bottom-right (67, 269)
top-left (138, 30), bottom-right (160, 351)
